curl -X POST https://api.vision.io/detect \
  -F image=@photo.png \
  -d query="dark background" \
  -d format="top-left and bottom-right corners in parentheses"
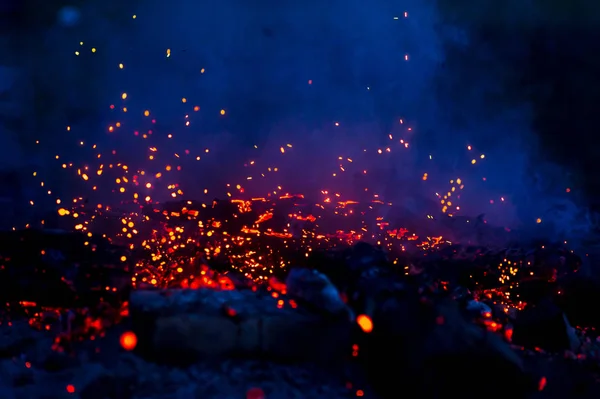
top-left (437, 0), bottom-right (600, 210)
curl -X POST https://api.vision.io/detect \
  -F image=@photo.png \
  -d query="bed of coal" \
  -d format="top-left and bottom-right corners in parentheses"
top-left (1, 196), bottom-right (599, 399)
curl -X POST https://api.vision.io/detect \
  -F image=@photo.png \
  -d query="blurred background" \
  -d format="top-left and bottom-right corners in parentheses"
top-left (1, 0), bottom-right (600, 244)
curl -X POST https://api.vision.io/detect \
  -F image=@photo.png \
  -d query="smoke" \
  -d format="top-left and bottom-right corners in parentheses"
top-left (91, 1), bottom-right (443, 201)
top-left (22, 0), bottom-right (590, 242)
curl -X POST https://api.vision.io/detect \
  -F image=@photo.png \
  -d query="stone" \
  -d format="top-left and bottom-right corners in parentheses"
top-left (0, 359), bottom-right (34, 387)
top-left (365, 296), bottom-right (533, 397)
top-left (513, 298), bottom-right (580, 352)
top-left (237, 318), bottom-right (260, 353)
top-left (75, 363), bottom-right (117, 399)
top-left (436, 323), bottom-right (529, 395)
top-left (130, 289), bottom-right (352, 363)
top-left (285, 268), bottom-right (350, 316)
top-left (41, 351), bottom-right (80, 373)
top-left (0, 321), bottom-right (37, 359)
top-left (261, 313), bottom-right (350, 362)
top-left (153, 314), bottom-right (239, 360)
top-left (557, 275), bottom-right (600, 330)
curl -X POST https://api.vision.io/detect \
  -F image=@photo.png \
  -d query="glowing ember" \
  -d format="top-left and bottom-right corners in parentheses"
top-left (3, 4), bottom-right (596, 399)
top-left (538, 376), bottom-right (547, 391)
top-left (356, 314), bottom-right (373, 333)
top-left (120, 331), bottom-right (138, 351)
top-left (246, 387), bottom-right (266, 399)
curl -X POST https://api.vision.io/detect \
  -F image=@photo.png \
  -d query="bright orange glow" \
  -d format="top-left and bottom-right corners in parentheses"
top-left (119, 331), bottom-right (138, 351)
top-left (356, 314), bottom-right (373, 333)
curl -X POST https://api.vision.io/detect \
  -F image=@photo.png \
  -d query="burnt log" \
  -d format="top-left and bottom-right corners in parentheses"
top-left (130, 288), bottom-right (352, 364)
top-left (513, 298), bottom-right (580, 352)
top-left (363, 296), bottom-right (535, 398)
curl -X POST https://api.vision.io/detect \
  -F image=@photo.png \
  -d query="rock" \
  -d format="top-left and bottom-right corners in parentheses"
top-left (110, 354), bottom-right (139, 395)
top-left (364, 296), bottom-right (533, 398)
top-left (285, 268), bottom-right (350, 316)
top-left (260, 313), bottom-right (351, 361)
top-left (75, 363), bottom-right (116, 399)
top-left (465, 299), bottom-right (492, 317)
top-left (513, 298), bottom-right (580, 352)
top-left (41, 351), bottom-right (80, 373)
top-left (0, 359), bottom-right (34, 387)
top-left (0, 321), bottom-right (37, 359)
top-left (153, 314), bottom-right (239, 360)
top-left (557, 275), bottom-right (600, 330)
top-left (429, 299), bottom-right (523, 357)
top-left (130, 289), bottom-right (352, 363)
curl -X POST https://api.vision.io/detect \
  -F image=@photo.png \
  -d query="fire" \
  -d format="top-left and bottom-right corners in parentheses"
top-left (356, 314), bottom-right (373, 333)
top-left (538, 376), bottom-right (547, 391)
top-left (119, 331), bottom-right (138, 351)
top-left (9, 8), bottom-right (564, 367)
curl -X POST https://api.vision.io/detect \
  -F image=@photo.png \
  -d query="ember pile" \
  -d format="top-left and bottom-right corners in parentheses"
top-left (1, 4), bottom-right (597, 398)
top-left (2, 201), bottom-right (600, 398)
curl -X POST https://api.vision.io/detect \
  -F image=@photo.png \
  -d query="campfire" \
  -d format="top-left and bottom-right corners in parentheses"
top-left (2, 188), bottom-right (600, 398)
top-left (2, 6), bottom-right (600, 399)
top-left (2, 94), bottom-right (599, 398)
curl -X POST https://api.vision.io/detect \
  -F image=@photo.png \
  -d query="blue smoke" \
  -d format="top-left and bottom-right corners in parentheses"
top-left (18, 0), bottom-right (590, 244)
